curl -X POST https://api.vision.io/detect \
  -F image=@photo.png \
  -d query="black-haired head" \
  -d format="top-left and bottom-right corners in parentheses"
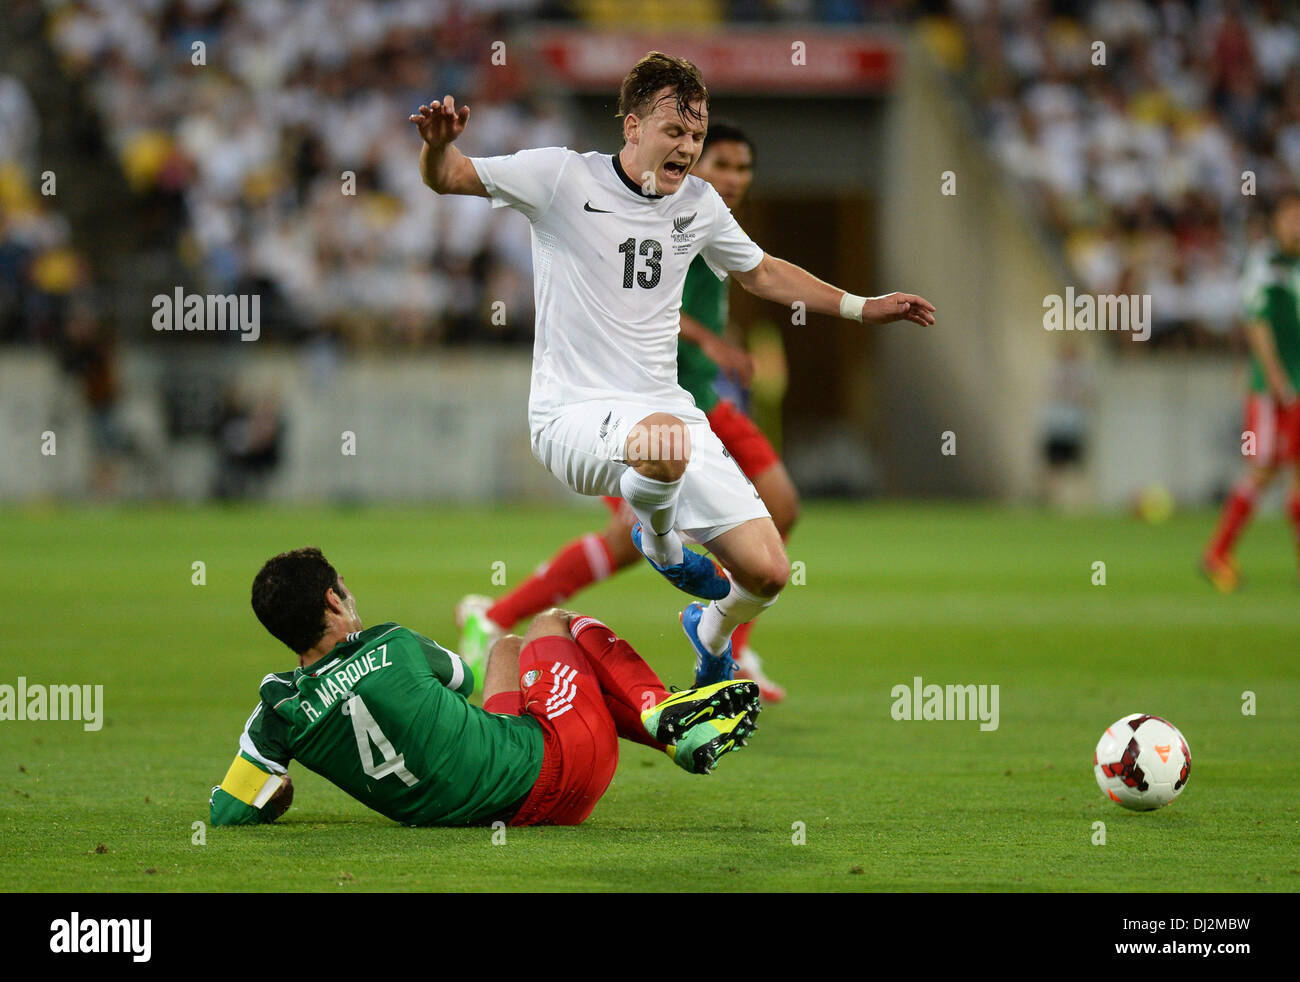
top-left (251, 547), bottom-right (345, 654)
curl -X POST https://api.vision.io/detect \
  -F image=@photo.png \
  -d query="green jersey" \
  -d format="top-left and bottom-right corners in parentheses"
top-left (210, 623), bottom-right (543, 827)
top-left (677, 255), bottom-right (729, 412)
top-left (1242, 246), bottom-right (1300, 393)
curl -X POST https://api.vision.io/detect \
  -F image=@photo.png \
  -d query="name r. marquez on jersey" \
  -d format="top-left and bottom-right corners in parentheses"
top-left (295, 643), bottom-right (394, 722)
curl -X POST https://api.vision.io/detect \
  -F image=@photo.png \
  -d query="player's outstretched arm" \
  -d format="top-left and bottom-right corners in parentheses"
top-left (409, 95), bottom-right (488, 197)
top-left (732, 254), bottom-right (936, 327)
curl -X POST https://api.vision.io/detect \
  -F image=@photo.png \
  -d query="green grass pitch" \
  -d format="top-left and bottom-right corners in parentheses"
top-left (1, 502), bottom-right (1296, 892)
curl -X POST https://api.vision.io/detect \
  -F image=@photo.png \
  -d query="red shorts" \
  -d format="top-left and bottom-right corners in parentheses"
top-left (483, 636), bottom-right (619, 826)
top-left (706, 399), bottom-right (780, 480)
top-left (603, 495), bottom-right (634, 519)
top-left (601, 399), bottom-right (779, 516)
top-left (1243, 393), bottom-right (1300, 466)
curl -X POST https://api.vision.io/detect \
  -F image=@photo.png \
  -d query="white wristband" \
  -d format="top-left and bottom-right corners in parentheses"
top-left (839, 293), bottom-right (867, 322)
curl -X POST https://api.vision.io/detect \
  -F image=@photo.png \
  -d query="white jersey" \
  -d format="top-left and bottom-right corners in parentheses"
top-left (470, 147), bottom-right (764, 430)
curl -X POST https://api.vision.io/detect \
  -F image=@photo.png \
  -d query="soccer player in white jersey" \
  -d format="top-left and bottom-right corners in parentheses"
top-left (410, 52), bottom-right (935, 687)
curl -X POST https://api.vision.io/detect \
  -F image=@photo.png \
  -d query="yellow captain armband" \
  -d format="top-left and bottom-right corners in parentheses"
top-left (220, 755), bottom-right (283, 808)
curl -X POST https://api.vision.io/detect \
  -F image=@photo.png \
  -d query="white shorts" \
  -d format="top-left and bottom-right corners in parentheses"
top-left (531, 399), bottom-right (771, 544)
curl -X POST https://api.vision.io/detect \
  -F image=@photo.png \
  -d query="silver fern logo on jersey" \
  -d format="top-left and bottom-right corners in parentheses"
top-left (671, 211), bottom-right (699, 254)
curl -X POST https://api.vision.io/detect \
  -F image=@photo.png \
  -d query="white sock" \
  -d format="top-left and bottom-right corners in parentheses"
top-left (619, 467), bottom-right (684, 567)
top-left (697, 580), bottom-right (775, 656)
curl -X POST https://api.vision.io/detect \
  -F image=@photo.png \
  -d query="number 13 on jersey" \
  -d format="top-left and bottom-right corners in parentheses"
top-left (618, 237), bottom-right (663, 289)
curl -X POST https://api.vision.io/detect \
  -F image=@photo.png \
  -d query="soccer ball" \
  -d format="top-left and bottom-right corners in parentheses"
top-left (1094, 714), bottom-right (1191, 811)
top-left (1133, 483), bottom-right (1175, 524)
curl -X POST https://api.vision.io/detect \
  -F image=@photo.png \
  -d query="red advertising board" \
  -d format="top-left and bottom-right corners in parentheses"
top-left (532, 30), bottom-right (899, 93)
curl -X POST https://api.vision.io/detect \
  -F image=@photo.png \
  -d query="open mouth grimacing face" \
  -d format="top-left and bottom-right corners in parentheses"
top-left (643, 93), bottom-right (705, 190)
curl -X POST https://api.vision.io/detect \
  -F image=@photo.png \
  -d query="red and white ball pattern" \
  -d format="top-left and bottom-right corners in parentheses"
top-left (1094, 714), bottom-right (1191, 811)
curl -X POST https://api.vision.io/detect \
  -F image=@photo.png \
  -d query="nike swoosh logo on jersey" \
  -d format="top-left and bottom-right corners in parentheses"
top-left (584, 201), bottom-right (614, 213)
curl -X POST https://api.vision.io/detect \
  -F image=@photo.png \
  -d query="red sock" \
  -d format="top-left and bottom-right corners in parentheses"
top-left (730, 620), bottom-right (755, 657)
top-left (1287, 490), bottom-right (1300, 549)
top-left (571, 616), bottom-right (669, 751)
top-left (1207, 481), bottom-right (1257, 559)
top-left (604, 701), bottom-right (662, 752)
top-left (487, 534), bottom-right (614, 631)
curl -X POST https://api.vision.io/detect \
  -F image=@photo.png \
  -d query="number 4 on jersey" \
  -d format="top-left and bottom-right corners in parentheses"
top-left (344, 694), bottom-right (418, 786)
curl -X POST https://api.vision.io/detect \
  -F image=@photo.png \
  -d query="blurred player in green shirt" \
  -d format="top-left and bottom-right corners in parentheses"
top-left (457, 123), bottom-right (797, 701)
top-left (1202, 192), bottom-right (1300, 591)
top-left (210, 548), bottom-right (761, 827)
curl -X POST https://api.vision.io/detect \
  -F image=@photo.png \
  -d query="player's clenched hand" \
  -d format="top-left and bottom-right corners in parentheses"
top-left (546, 608), bottom-right (578, 629)
top-left (409, 95), bottom-right (471, 148)
top-left (864, 293), bottom-right (936, 327)
top-left (701, 334), bottom-right (756, 386)
top-left (263, 775), bottom-right (293, 822)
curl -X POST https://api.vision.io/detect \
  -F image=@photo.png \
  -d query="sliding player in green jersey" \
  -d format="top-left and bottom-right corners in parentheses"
top-left (210, 548), bottom-right (761, 828)
top-left (1202, 192), bottom-right (1300, 591)
top-left (456, 123), bottom-right (797, 702)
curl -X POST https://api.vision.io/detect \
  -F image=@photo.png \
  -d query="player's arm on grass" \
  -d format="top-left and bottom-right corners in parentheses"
top-left (410, 631), bottom-right (475, 697)
top-left (731, 254), bottom-right (936, 327)
top-left (209, 700), bottom-right (294, 826)
top-left (679, 312), bottom-right (755, 385)
top-left (1245, 317), bottom-right (1298, 403)
top-left (209, 758), bottom-right (293, 826)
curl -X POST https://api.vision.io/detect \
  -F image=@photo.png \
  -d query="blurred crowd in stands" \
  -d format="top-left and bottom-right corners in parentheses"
top-left (37, 0), bottom-right (580, 347)
top-left (0, 71), bottom-right (87, 345)
top-left (0, 0), bottom-right (948, 354)
top-left (3, 0), bottom-right (1296, 355)
top-left (931, 0), bottom-right (1300, 350)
